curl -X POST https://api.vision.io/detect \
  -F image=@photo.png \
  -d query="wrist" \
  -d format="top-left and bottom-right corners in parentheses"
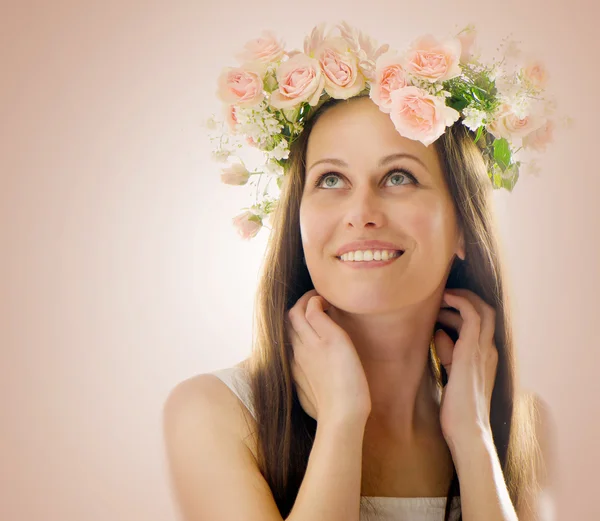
top-left (448, 429), bottom-right (496, 474)
top-left (318, 410), bottom-right (369, 433)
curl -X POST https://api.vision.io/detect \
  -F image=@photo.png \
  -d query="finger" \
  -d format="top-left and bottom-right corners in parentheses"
top-left (305, 296), bottom-right (337, 342)
top-left (287, 309), bottom-right (319, 347)
top-left (287, 290), bottom-right (322, 344)
top-left (292, 289), bottom-right (320, 316)
top-left (446, 289), bottom-right (496, 348)
top-left (442, 290), bottom-right (481, 351)
top-left (285, 316), bottom-right (302, 345)
top-left (436, 308), bottom-right (463, 334)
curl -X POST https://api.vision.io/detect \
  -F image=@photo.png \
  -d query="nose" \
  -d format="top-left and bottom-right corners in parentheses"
top-left (344, 187), bottom-right (386, 229)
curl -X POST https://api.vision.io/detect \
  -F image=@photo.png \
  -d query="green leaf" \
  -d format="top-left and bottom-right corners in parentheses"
top-left (297, 102), bottom-right (311, 123)
top-left (492, 170), bottom-right (503, 189)
top-left (281, 124), bottom-right (292, 139)
top-left (501, 166), bottom-right (519, 192)
top-left (474, 126), bottom-right (484, 144)
top-left (493, 138), bottom-right (511, 171)
top-left (447, 97), bottom-right (469, 113)
top-left (247, 214), bottom-right (263, 225)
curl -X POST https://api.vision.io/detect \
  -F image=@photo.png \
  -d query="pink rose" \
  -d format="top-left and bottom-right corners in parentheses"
top-left (404, 35), bottom-right (462, 83)
top-left (487, 104), bottom-right (546, 143)
top-left (235, 30), bottom-right (286, 66)
top-left (220, 163), bottom-right (251, 186)
top-left (217, 66), bottom-right (264, 108)
top-left (270, 53), bottom-right (326, 109)
top-left (388, 86), bottom-right (460, 147)
top-left (523, 60), bottom-right (549, 90)
top-left (232, 210), bottom-right (262, 240)
top-left (523, 119), bottom-right (555, 152)
top-left (334, 20), bottom-right (391, 83)
top-left (223, 104), bottom-right (240, 133)
top-left (370, 50), bottom-right (411, 114)
top-left (315, 37), bottom-right (365, 99)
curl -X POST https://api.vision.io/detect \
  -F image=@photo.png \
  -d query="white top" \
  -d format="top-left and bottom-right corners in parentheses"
top-left (210, 365), bottom-right (462, 521)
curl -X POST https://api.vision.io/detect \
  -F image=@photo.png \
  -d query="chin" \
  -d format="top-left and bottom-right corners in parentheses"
top-left (327, 288), bottom-right (403, 313)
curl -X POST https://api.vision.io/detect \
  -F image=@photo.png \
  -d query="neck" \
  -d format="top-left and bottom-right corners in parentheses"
top-left (327, 293), bottom-right (444, 443)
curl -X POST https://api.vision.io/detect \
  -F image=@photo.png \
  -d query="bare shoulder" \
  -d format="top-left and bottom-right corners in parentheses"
top-left (162, 370), bottom-right (280, 521)
top-left (164, 368), bottom-right (258, 452)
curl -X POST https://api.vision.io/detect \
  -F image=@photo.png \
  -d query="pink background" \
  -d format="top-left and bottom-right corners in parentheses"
top-left (1, 1), bottom-right (597, 520)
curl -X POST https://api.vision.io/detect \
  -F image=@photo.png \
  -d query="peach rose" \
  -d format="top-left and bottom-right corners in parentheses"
top-left (404, 35), bottom-right (462, 83)
top-left (523, 60), bottom-right (549, 90)
top-left (220, 163), bottom-right (251, 186)
top-left (235, 30), bottom-right (286, 66)
top-left (223, 104), bottom-right (239, 133)
top-left (370, 50), bottom-right (411, 113)
top-left (388, 86), bottom-right (460, 147)
top-left (270, 53), bottom-right (326, 109)
top-left (334, 20), bottom-right (391, 83)
top-left (232, 210), bottom-right (262, 240)
top-left (315, 37), bottom-right (365, 99)
top-left (522, 119), bottom-right (555, 152)
top-left (487, 104), bottom-right (546, 143)
top-left (216, 66), bottom-right (264, 108)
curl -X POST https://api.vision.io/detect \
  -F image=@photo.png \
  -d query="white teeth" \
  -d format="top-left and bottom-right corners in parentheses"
top-left (339, 250), bottom-right (402, 262)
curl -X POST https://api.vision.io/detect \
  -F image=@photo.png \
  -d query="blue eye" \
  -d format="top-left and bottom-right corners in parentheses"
top-left (314, 168), bottom-right (418, 189)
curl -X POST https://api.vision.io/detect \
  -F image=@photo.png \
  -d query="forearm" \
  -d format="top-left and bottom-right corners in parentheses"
top-left (451, 432), bottom-right (518, 521)
top-left (286, 415), bottom-right (367, 521)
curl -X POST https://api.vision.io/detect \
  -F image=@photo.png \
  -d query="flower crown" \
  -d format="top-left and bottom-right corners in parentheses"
top-left (206, 21), bottom-right (564, 240)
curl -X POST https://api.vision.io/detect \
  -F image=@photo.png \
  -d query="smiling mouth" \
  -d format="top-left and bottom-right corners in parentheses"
top-left (335, 250), bottom-right (405, 261)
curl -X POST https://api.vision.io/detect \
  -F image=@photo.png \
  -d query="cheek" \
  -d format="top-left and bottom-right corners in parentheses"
top-left (404, 204), bottom-right (454, 251)
top-left (404, 206), bottom-right (439, 235)
top-left (299, 204), bottom-right (331, 251)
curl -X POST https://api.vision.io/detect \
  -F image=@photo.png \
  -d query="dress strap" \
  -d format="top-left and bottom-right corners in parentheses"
top-left (210, 365), bottom-right (256, 420)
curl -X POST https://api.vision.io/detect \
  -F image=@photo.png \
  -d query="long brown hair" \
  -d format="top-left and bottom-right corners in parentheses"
top-left (244, 95), bottom-right (545, 520)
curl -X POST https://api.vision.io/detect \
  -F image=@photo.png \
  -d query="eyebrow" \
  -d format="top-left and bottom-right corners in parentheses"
top-left (307, 153), bottom-right (428, 173)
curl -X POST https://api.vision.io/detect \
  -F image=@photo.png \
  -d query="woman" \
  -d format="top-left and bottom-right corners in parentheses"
top-left (162, 94), bottom-right (555, 521)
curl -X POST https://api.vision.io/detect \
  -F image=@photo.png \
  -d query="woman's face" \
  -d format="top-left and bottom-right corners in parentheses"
top-left (299, 97), bottom-right (465, 313)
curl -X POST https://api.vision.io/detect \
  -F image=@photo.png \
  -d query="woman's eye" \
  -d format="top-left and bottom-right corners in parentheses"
top-left (314, 169), bottom-right (417, 189)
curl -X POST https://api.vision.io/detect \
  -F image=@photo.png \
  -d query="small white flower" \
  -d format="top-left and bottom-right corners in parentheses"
top-left (205, 115), bottom-right (218, 131)
top-left (267, 139), bottom-right (290, 161)
top-left (561, 115), bottom-right (574, 129)
top-left (462, 107), bottom-right (487, 131)
top-left (236, 102), bottom-right (283, 148)
top-left (212, 149), bottom-right (233, 163)
top-left (524, 159), bottom-right (541, 177)
top-left (504, 39), bottom-right (522, 60)
top-left (264, 160), bottom-right (284, 176)
top-left (488, 64), bottom-right (502, 82)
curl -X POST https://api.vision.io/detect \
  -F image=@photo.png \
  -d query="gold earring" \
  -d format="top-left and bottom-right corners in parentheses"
top-left (429, 334), bottom-right (438, 359)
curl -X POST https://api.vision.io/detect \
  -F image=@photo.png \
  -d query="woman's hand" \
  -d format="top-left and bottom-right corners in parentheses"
top-left (434, 288), bottom-right (499, 450)
top-left (286, 289), bottom-right (371, 424)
